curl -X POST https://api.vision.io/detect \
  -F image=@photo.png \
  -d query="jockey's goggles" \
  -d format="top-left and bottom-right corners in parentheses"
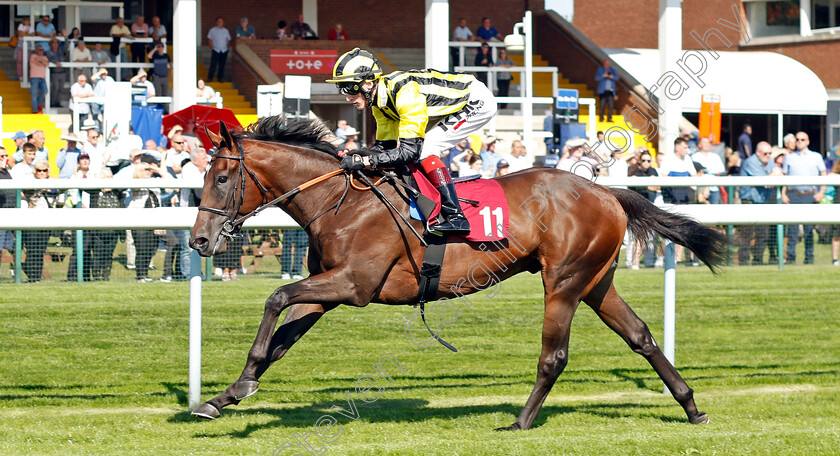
top-left (337, 81), bottom-right (364, 95)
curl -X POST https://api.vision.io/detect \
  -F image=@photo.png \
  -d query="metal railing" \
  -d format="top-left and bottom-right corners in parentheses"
top-left (21, 35), bottom-right (165, 88)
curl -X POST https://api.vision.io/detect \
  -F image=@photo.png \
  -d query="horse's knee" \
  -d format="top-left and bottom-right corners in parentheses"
top-left (265, 288), bottom-right (291, 315)
top-left (539, 349), bottom-right (568, 378)
top-left (627, 324), bottom-right (658, 357)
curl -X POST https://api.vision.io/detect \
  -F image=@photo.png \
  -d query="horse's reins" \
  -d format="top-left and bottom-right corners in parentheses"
top-left (198, 141), bottom-right (348, 238)
top-left (197, 144), bottom-right (422, 241)
top-left (198, 142), bottom-right (451, 351)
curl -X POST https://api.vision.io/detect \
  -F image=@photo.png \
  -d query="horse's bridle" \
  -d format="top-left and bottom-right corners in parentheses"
top-left (197, 139), bottom-right (347, 239)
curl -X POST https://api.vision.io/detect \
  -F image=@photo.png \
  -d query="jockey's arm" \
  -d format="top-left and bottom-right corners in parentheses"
top-left (368, 81), bottom-right (429, 169)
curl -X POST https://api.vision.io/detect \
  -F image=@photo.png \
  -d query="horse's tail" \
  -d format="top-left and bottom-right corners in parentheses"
top-left (609, 187), bottom-right (728, 273)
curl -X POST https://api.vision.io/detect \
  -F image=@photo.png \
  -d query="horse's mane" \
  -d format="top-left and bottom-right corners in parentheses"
top-left (233, 115), bottom-right (340, 159)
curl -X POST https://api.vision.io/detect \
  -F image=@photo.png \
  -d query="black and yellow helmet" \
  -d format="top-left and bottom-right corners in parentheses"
top-left (326, 48), bottom-right (382, 95)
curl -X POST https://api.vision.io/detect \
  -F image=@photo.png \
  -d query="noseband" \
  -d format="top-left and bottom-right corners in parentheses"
top-left (197, 140), bottom-right (347, 239)
top-left (198, 140), bottom-right (271, 240)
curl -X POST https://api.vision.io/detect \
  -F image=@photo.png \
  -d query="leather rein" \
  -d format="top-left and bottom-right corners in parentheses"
top-left (197, 141), bottom-right (351, 239)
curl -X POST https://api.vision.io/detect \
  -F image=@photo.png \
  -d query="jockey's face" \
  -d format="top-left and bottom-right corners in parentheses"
top-left (344, 81), bottom-right (375, 110)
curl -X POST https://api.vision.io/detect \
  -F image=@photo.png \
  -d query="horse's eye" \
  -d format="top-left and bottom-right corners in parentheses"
top-left (217, 175), bottom-right (228, 184)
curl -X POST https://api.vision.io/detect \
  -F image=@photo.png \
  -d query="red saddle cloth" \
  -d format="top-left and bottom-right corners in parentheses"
top-left (409, 166), bottom-right (510, 242)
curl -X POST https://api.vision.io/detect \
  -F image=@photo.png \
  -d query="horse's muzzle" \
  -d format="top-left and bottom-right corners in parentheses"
top-left (189, 236), bottom-right (212, 257)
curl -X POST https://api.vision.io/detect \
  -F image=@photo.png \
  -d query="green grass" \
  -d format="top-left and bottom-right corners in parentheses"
top-left (1, 265), bottom-right (838, 455)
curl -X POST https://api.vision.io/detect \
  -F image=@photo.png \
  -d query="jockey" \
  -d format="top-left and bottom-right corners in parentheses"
top-left (327, 48), bottom-right (497, 234)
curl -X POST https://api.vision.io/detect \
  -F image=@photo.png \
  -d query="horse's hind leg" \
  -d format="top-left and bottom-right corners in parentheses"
top-left (584, 278), bottom-right (709, 424)
top-left (191, 302), bottom-right (331, 419)
top-left (497, 290), bottom-right (579, 431)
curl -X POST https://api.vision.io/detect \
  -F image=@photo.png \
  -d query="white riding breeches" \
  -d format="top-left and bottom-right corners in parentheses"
top-left (419, 80), bottom-right (497, 160)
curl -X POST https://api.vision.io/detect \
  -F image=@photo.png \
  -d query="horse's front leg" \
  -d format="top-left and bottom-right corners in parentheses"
top-left (192, 269), bottom-right (362, 420)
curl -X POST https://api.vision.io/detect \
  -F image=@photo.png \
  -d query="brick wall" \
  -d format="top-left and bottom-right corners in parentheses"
top-left (534, 13), bottom-right (650, 121)
top-left (201, 0), bottom-right (542, 49)
top-left (573, 0), bottom-right (745, 51)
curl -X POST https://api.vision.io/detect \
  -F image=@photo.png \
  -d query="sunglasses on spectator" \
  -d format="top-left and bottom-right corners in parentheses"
top-left (172, 141), bottom-right (184, 145)
top-left (35, 168), bottom-right (49, 172)
top-left (641, 159), bottom-right (651, 163)
top-left (796, 138), bottom-right (807, 141)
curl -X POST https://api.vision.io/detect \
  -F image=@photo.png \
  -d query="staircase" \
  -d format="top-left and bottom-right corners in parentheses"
top-left (196, 47), bottom-right (256, 115)
top-left (0, 69), bottom-right (34, 114)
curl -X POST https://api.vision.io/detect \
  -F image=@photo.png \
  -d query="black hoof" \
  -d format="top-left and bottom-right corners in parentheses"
top-left (689, 412), bottom-right (710, 424)
top-left (191, 402), bottom-right (220, 420)
top-left (494, 423), bottom-right (524, 431)
top-left (232, 380), bottom-right (260, 400)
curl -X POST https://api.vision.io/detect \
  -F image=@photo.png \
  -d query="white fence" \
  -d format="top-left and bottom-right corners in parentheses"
top-left (2, 174), bottom-right (839, 406)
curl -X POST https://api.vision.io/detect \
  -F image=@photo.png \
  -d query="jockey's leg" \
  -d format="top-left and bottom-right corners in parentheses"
top-left (420, 80), bottom-right (497, 234)
top-left (420, 155), bottom-right (470, 234)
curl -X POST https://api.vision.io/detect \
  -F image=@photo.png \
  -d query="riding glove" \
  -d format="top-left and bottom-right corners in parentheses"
top-left (340, 154), bottom-right (365, 171)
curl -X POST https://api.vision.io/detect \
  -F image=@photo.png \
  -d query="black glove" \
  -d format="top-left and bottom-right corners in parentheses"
top-left (340, 153), bottom-right (365, 171)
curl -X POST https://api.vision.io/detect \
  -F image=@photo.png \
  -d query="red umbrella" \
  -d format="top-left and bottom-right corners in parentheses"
top-left (162, 104), bottom-right (242, 150)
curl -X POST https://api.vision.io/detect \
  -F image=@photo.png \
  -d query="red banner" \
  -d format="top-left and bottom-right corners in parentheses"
top-left (270, 50), bottom-right (337, 74)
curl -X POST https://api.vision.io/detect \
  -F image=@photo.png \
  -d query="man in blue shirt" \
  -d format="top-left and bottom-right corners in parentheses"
top-left (781, 131), bottom-right (826, 264)
top-left (738, 123), bottom-right (752, 161)
top-left (480, 137), bottom-right (502, 176)
top-left (56, 134), bottom-right (85, 179)
top-left (737, 141), bottom-right (774, 265)
top-left (476, 17), bottom-right (501, 43)
top-left (206, 17), bottom-right (231, 82)
top-left (595, 59), bottom-right (619, 123)
top-left (236, 17), bottom-right (256, 40)
top-left (34, 16), bottom-right (56, 51)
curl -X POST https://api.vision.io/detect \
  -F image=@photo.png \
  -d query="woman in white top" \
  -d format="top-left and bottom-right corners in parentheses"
top-left (15, 18), bottom-right (35, 79)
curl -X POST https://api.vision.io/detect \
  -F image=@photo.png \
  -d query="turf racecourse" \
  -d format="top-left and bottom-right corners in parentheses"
top-left (1, 265), bottom-right (838, 456)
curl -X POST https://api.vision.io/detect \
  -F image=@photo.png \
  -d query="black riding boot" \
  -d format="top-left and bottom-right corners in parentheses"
top-left (433, 182), bottom-right (471, 234)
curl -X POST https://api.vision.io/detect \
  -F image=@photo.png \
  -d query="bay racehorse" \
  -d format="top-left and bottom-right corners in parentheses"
top-left (189, 116), bottom-right (726, 429)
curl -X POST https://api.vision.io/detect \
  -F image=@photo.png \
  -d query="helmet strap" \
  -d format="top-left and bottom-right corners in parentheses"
top-left (361, 81), bottom-right (376, 106)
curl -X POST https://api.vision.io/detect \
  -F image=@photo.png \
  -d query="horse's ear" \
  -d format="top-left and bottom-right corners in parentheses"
top-left (205, 124), bottom-right (222, 148)
top-left (219, 121), bottom-right (234, 152)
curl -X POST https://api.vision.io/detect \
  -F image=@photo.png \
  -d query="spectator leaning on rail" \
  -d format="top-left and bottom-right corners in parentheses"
top-left (737, 141), bottom-right (775, 265)
top-left (327, 48), bottom-right (498, 234)
top-left (0, 147), bottom-right (15, 279)
top-left (21, 160), bottom-right (56, 283)
top-left (691, 137), bottom-right (726, 204)
top-left (476, 17), bottom-right (502, 43)
top-left (236, 17), bottom-right (256, 40)
top-left (450, 18), bottom-right (474, 70)
top-left (781, 131), bottom-right (826, 264)
top-left (70, 74), bottom-right (95, 130)
top-left (659, 137), bottom-right (696, 263)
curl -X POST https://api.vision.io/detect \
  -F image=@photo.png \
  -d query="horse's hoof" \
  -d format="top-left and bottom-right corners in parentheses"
top-left (232, 380), bottom-right (260, 400)
top-left (191, 402), bottom-right (220, 420)
top-left (689, 412), bottom-right (710, 424)
top-left (494, 423), bottom-right (524, 431)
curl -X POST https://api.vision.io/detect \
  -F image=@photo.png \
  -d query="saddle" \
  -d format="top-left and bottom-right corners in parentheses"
top-left (403, 165), bottom-right (510, 243)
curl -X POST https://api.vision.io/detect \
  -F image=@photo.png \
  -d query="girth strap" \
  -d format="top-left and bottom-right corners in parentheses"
top-left (415, 235), bottom-right (457, 352)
